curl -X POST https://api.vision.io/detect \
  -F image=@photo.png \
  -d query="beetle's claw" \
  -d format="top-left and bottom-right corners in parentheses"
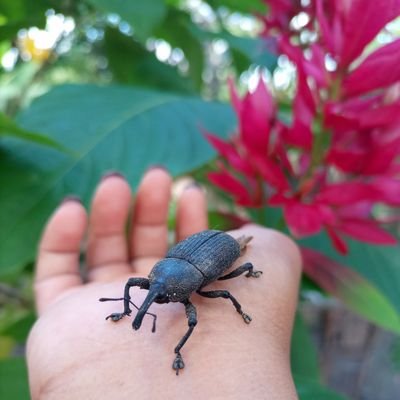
top-left (241, 312), bottom-right (252, 324)
top-left (105, 312), bottom-right (127, 322)
top-left (246, 270), bottom-right (263, 278)
top-left (173, 353), bottom-right (185, 375)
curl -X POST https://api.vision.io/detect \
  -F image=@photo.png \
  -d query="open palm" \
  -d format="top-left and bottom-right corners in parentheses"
top-left (27, 168), bottom-right (301, 400)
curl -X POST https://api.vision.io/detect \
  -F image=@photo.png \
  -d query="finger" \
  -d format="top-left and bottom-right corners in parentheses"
top-left (130, 167), bottom-right (172, 271)
top-left (176, 183), bottom-right (208, 241)
top-left (35, 198), bottom-right (87, 315)
top-left (86, 173), bottom-right (132, 281)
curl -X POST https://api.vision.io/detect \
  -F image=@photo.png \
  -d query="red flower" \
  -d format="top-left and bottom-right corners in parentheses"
top-left (343, 38), bottom-right (400, 97)
top-left (228, 78), bottom-right (275, 155)
top-left (316, 0), bottom-right (400, 69)
top-left (206, 1), bottom-right (400, 255)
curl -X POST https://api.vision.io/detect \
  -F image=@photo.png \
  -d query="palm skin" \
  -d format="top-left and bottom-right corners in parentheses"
top-left (27, 168), bottom-right (301, 400)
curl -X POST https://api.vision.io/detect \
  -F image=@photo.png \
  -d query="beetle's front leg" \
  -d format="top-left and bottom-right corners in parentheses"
top-left (99, 277), bottom-right (150, 322)
top-left (173, 300), bottom-right (197, 375)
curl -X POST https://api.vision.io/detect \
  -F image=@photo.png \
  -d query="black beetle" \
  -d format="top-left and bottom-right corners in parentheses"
top-left (99, 229), bottom-right (262, 374)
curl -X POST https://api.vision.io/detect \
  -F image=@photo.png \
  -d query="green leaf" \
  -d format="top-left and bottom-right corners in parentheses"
top-left (0, 358), bottom-right (29, 399)
top-left (189, 24), bottom-right (277, 73)
top-left (0, 84), bottom-right (234, 274)
top-left (0, 312), bottom-right (36, 343)
top-left (291, 314), bottom-right (351, 400)
top-left (0, 0), bottom-right (48, 22)
top-left (300, 235), bottom-right (400, 332)
top-left (154, 8), bottom-right (204, 90)
top-left (0, 0), bottom-right (52, 40)
top-left (206, 0), bottom-right (267, 14)
top-left (291, 312), bottom-right (320, 381)
top-left (225, 33), bottom-right (277, 73)
top-left (104, 27), bottom-right (194, 94)
top-left (295, 377), bottom-right (349, 400)
top-left (391, 337), bottom-right (400, 372)
top-left (87, 0), bottom-right (166, 40)
top-left (0, 112), bottom-right (69, 152)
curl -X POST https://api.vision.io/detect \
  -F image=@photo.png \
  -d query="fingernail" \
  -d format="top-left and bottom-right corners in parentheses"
top-left (101, 171), bottom-right (125, 181)
top-left (146, 164), bottom-right (168, 172)
top-left (184, 181), bottom-right (203, 191)
top-left (61, 195), bottom-right (82, 204)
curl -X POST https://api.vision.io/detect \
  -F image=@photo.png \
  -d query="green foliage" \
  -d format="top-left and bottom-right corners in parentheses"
top-left (206, 0), bottom-right (267, 13)
top-left (291, 313), bottom-right (350, 399)
top-left (295, 378), bottom-right (349, 400)
top-left (154, 8), bottom-right (205, 89)
top-left (0, 358), bottom-right (29, 399)
top-left (0, 0), bottom-right (51, 40)
top-left (104, 28), bottom-right (195, 93)
top-left (0, 84), bottom-right (234, 275)
top-left (291, 313), bottom-right (320, 381)
top-left (86, 0), bottom-right (167, 41)
top-left (0, 111), bottom-right (69, 151)
top-left (301, 234), bottom-right (400, 333)
top-left (189, 23), bottom-right (277, 74)
top-left (0, 312), bottom-right (35, 343)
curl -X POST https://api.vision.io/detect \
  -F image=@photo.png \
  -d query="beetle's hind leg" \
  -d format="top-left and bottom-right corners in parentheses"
top-left (99, 277), bottom-right (150, 322)
top-left (218, 262), bottom-right (262, 280)
top-left (197, 289), bottom-right (252, 324)
top-left (173, 300), bottom-right (197, 375)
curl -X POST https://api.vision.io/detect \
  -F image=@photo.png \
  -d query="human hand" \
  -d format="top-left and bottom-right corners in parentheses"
top-left (27, 168), bottom-right (301, 400)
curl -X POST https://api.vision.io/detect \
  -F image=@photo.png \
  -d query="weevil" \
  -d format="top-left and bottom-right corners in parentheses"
top-left (99, 229), bottom-right (262, 374)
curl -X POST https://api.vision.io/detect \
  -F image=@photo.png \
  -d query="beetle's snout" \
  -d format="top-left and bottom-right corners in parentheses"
top-left (132, 286), bottom-right (162, 330)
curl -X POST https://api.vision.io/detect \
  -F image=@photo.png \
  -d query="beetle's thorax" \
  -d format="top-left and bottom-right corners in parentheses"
top-left (148, 258), bottom-right (204, 302)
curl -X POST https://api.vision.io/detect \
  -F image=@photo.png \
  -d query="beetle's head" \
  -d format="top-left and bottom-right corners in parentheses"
top-left (132, 283), bottom-right (166, 330)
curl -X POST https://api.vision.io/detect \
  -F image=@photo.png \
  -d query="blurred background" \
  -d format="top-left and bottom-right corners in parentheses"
top-left (1, 1), bottom-right (400, 399)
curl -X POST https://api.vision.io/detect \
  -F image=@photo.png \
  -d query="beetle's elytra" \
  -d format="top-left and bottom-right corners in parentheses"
top-left (99, 229), bottom-right (262, 375)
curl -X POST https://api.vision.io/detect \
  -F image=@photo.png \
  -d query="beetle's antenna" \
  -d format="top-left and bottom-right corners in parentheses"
top-left (99, 297), bottom-right (157, 332)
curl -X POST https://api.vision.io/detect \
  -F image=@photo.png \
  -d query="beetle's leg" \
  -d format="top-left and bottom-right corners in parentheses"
top-left (197, 289), bottom-right (252, 324)
top-left (218, 262), bottom-right (262, 280)
top-left (173, 300), bottom-right (197, 375)
top-left (99, 277), bottom-right (150, 322)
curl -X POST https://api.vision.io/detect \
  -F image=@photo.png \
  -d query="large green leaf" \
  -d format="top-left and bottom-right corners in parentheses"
top-left (300, 234), bottom-right (400, 330)
top-left (104, 27), bottom-right (194, 94)
top-left (0, 358), bottom-right (29, 399)
top-left (0, 84), bottom-right (234, 275)
top-left (87, 0), bottom-right (166, 40)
